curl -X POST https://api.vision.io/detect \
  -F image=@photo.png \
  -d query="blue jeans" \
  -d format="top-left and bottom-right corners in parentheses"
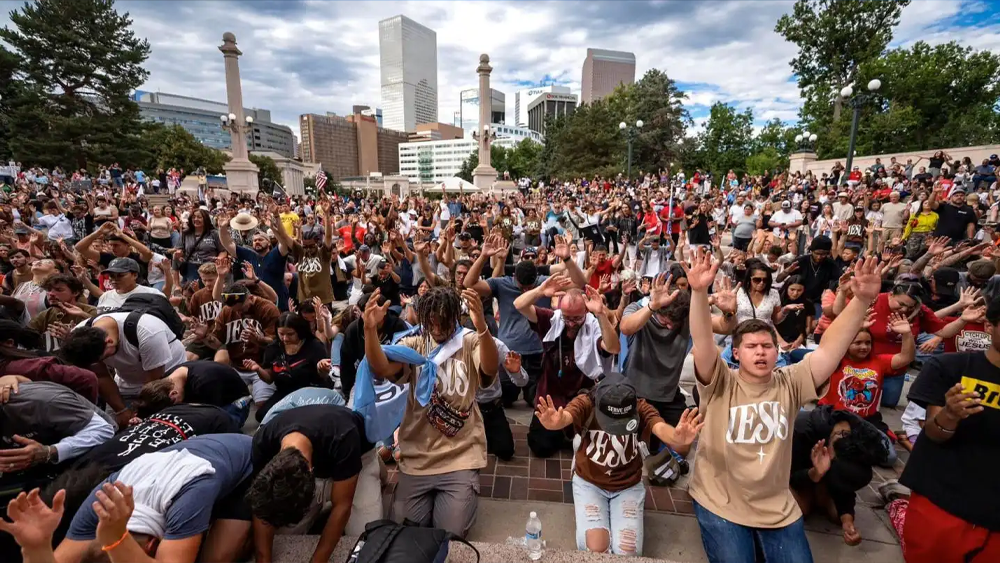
top-left (259, 388), bottom-right (345, 425)
top-left (880, 431), bottom-right (898, 468)
top-left (222, 396), bottom-right (251, 428)
top-left (914, 332), bottom-right (942, 364)
top-left (780, 348), bottom-right (813, 365)
top-left (881, 374), bottom-right (905, 408)
top-left (572, 475), bottom-right (645, 556)
top-left (693, 501), bottom-right (813, 563)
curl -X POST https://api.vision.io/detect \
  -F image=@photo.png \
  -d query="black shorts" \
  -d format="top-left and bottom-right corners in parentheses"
top-left (211, 475), bottom-right (253, 521)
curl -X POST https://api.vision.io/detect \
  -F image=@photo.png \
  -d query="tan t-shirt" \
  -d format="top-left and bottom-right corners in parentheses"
top-left (396, 332), bottom-right (497, 476)
top-left (564, 395), bottom-right (664, 492)
top-left (688, 352), bottom-right (825, 528)
top-left (293, 245), bottom-right (335, 305)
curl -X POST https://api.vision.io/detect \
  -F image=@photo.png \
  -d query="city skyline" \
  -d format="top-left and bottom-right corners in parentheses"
top-left (3, 0), bottom-right (997, 141)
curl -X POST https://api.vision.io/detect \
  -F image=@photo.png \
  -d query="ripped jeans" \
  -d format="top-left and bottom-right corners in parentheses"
top-left (572, 474), bottom-right (645, 556)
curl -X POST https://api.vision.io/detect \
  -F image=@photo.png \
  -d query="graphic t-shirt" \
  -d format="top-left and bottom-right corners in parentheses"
top-left (292, 245), bottom-right (334, 304)
top-left (28, 302), bottom-right (97, 351)
top-left (900, 352), bottom-right (1000, 530)
top-left (689, 352), bottom-right (825, 528)
top-left (944, 321), bottom-right (991, 353)
top-left (213, 296), bottom-right (280, 365)
top-left (564, 394), bottom-right (664, 492)
top-left (260, 338), bottom-right (330, 394)
top-left (819, 355), bottom-right (892, 419)
top-left (74, 404), bottom-right (237, 471)
top-left (251, 404), bottom-right (372, 480)
top-left (395, 332), bottom-right (495, 476)
top-left (188, 287), bottom-right (222, 323)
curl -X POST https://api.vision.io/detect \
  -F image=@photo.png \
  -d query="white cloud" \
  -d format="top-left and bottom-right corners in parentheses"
top-left (0, 0), bottom-right (994, 141)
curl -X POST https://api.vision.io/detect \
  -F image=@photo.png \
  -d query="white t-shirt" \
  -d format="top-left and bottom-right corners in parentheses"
top-left (438, 200), bottom-right (451, 222)
top-left (37, 213), bottom-right (75, 240)
top-left (145, 253), bottom-right (168, 286)
top-left (76, 312), bottom-right (187, 388)
top-left (770, 209), bottom-right (803, 236)
top-left (96, 284), bottom-right (163, 312)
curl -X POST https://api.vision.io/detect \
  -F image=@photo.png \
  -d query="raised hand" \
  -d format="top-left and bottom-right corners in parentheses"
top-left (672, 407), bottom-right (705, 446)
top-left (887, 312), bottom-right (912, 335)
top-left (552, 235), bottom-right (572, 261)
top-left (810, 440), bottom-right (832, 477)
top-left (649, 273), bottom-right (680, 310)
top-left (961, 304), bottom-right (986, 323)
top-left (503, 351), bottom-right (522, 373)
top-left (93, 482), bottom-right (134, 548)
top-left (861, 307), bottom-right (877, 329)
top-left (539, 272), bottom-right (574, 297)
top-left (943, 382), bottom-right (984, 420)
top-left (925, 236), bottom-right (951, 256)
top-left (242, 261), bottom-right (257, 281)
top-left (534, 395), bottom-right (565, 430)
top-left (0, 488), bottom-right (65, 552)
top-left (958, 286), bottom-right (982, 308)
top-left (462, 288), bottom-right (487, 332)
top-left (847, 257), bottom-right (882, 303)
top-left (713, 277), bottom-right (739, 315)
top-left (681, 248), bottom-right (720, 292)
top-left (583, 285), bottom-right (606, 315)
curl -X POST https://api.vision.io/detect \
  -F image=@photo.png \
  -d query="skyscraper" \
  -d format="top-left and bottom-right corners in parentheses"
top-left (379, 15), bottom-right (438, 133)
top-left (515, 86), bottom-right (575, 132)
top-left (581, 48), bottom-right (636, 104)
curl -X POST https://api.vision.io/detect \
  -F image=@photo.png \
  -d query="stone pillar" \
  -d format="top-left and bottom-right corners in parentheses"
top-left (788, 151), bottom-right (818, 176)
top-left (219, 32), bottom-right (259, 194)
top-left (472, 54), bottom-right (497, 191)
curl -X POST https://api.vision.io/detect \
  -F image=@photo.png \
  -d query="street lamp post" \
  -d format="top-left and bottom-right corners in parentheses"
top-left (221, 113), bottom-right (254, 135)
top-left (619, 119), bottom-right (643, 179)
top-left (793, 131), bottom-right (818, 152)
top-left (840, 79), bottom-right (881, 185)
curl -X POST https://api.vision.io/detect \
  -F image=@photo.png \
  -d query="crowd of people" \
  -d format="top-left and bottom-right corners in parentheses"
top-left (0, 153), bottom-right (996, 563)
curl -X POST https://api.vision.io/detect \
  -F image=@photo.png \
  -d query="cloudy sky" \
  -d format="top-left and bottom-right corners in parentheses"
top-left (3, 0), bottom-right (1000, 141)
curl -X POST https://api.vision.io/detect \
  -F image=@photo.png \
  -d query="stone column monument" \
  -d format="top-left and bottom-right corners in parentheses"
top-left (219, 32), bottom-right (259, 194)
top-left (471, 54), bottom-right (497, 191)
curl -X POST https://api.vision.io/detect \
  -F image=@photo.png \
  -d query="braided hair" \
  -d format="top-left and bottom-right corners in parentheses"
top-left (416, 285), bottom-right (463, 335)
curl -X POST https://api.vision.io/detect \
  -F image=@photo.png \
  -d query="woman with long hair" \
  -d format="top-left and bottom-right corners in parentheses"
top-left (148, 205), bottom-right (173, 250)
top-left (243, 311), bottom-right (330, 422)
top-left (775, 275), bottom-right (814, 365)
top-left (175, 208), bottom-right (224, 283)
top-left (902, 201), bottom-right (939, 259)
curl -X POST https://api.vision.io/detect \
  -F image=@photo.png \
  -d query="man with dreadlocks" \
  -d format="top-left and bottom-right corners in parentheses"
top-left (363, 285), bottom-right (498, 538)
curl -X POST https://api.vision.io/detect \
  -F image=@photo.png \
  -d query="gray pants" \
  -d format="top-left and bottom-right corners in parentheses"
top-left (391, 469), bottom-right (479, 538)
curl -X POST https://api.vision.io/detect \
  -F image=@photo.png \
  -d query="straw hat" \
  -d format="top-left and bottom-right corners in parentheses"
top-left (230, 212), bottom-right (259, 231)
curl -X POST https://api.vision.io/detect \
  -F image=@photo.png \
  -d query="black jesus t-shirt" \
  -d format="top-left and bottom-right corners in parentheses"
top-left (183, 360), bottom-right (251, 407)
top-left (74, 404), bottom-right (237, 471)
top-left (899, 352), bottom-right (1000, 530)
top-left (251, 404), bottom-right (373, 481)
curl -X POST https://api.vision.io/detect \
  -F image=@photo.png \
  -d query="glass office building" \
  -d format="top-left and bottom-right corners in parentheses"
top-left (378, 15), bottom-right (438, 133)
top-left (133, 91), bottom-right (295, 158)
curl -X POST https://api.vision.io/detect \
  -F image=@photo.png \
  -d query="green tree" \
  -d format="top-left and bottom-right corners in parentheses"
top-left (140, 123), bottom-right (229, 174)
top-left (0, 46), bottom-right (21, 161)
top-left (746, 147), bottom-right (784, 176)
top-left (0, 0), bottom-right (152, 169)
top-left (456, 150), bottom-right (477, 183)
top-left (630, 69), bottom-right (690, 174)
top-left (249, 153), bottom-right (281, 186)
top-left (776, 0), bottom-right (909, 121)
top-left (505, 139), bottom-right (543, 179)
top-left (698, 102), bottom-right (755, 178)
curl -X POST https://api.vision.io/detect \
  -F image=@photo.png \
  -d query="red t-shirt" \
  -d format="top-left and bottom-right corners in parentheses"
top-left (849, 170), bottom-right (862, 182)
top-left (870, 293), bottom-right (948, 359)
top-left (337, 225), bottom-right (365, 252)
top-left (588, 259), bottom-right (616, 288)
top-left (659, 205), bottom-right (684, 234)
top-left (819, 354), bottom-right (893, 418)
top-left (944, 320), bottom-right (991, 353)
top-left (642, 212), bottom-right (662, 236)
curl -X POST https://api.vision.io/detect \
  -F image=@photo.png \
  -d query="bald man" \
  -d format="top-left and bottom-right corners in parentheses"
top-left (513, 282), bottom-right (620, 458)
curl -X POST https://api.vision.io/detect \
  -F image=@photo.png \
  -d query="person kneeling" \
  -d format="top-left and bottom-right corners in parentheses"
top-left (535, 373), bottom-right (703, 556)
top-left (247, 404), bottom-right (382, 563)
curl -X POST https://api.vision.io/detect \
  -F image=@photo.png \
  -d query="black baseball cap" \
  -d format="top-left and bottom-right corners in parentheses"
top-left (101, 257), bottom-right (139, 275)
top-left (594, 372), bottom-right (640, 436)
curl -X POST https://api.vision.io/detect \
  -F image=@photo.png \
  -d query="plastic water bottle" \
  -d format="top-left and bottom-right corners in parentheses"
top-left (526, 511), bottom-right (542, 560)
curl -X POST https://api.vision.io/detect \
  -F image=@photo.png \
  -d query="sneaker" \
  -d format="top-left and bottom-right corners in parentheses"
top-left (877, 480), bottom-right (911, 505)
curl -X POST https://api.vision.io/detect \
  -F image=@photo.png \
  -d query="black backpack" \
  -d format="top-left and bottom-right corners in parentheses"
top-left (345, 520), bottom-right (479, 563)
top-left (89, 293), bottom-right (186, 347)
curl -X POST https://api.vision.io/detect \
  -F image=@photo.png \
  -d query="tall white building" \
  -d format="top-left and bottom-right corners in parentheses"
top-left (514, 85), bottom-right (573, 128)
top-left (399, 129), bottom-right (541, 184)
top-left (379, 15), bottom-right (438, 133)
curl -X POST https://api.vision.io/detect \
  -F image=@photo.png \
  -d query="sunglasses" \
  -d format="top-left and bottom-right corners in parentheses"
top-left (751, 277), bottom-right (767, 284)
